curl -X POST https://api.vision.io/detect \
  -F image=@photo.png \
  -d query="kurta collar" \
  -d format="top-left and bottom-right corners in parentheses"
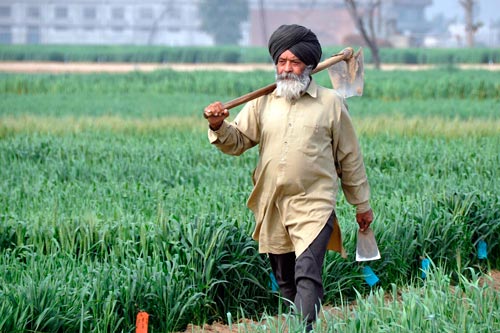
top-left (304, 79), bottom-right (318, 98)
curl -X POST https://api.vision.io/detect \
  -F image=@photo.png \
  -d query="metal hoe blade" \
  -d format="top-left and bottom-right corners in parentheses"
top-left (356, 227), bottom-right (381, 262)
top-left (328, 48), bottom-right (364, 98)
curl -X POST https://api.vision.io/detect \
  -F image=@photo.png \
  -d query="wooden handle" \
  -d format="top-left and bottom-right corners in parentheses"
top-left (313, 47), bottom-right (354, 73)
top-left (221, 47), bottom-right (354, 110)
top-left (222, 83), bottom-right (277, 110)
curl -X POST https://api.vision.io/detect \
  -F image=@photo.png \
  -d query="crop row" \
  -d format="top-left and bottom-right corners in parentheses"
top-left (1, 68), bottom-right (500, 100)
top-left (0, 126), bottom-right (498, 332)
top-left (1, 44), bottom-right (500, 64)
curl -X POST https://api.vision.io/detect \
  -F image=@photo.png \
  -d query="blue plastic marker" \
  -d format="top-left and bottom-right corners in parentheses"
top-left (477, 240), bottom-right (487, 259)
top-left (362, 266), bottom-right (379, 287)
top-left (421, 258), bottom-right (430, 279)
top-left (269, 272), bottom-right (279, 291)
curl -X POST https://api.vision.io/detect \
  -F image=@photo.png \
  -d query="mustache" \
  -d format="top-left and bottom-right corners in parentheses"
top-left (275, 65), bottom-right (313, 83)
top-left (276, 72), bottom-right (301, 81)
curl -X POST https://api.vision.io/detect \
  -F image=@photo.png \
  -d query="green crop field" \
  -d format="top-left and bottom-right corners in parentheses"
top-left (0, 66), bottom-right (499, 332)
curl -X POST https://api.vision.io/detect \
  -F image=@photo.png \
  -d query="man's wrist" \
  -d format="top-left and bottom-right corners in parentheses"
top-left (355, 201), bottom-right (371, 214)
top-left (209, 121), bottom-right (224, 131)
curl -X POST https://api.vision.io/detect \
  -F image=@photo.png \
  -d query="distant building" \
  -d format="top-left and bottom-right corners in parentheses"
top-left (0, 0), bottom-right (434, 47)
top-left (248, 0), bottom-right (433, 47)
top-left (0, 0), bottom-right (213, 45)
top-left (378, 0), bottom-right (433, 47)
top-left (247, 0), bottom-right (354, 46)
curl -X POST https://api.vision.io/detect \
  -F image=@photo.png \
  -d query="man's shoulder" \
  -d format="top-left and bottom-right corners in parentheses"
top-left (242, 91), bottom-right (273, 115)
top-left (253, 92), bottom-right (273, 107)
top-left (316, 84), bottom-right (345, 102)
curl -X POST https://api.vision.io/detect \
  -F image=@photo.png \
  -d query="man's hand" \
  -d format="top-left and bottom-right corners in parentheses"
top-left (356, 209), bottom-right (373, 232)
top-left (204, 101), bottom-right (229, 130)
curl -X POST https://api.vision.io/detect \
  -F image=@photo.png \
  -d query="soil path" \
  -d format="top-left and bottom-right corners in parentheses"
top-left (0, 62), bottom-right (273, 73)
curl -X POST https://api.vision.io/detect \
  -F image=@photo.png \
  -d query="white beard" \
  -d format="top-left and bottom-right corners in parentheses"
top-left (275, 66), bottom-right (312, 102)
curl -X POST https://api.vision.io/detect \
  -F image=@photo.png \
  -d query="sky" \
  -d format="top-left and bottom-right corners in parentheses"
top-left (425, 0), bottom-right (500, 25)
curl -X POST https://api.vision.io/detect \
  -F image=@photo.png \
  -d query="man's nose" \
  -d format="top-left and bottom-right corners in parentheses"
top-left (283, 61), bottom-right (293, 72)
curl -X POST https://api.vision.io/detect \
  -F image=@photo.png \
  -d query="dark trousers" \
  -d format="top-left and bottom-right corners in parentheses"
top-left (268, 212), bottom-right (334, 325)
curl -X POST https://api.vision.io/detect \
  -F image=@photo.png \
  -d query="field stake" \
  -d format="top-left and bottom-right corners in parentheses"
top-left (136, 311), bottom-right (149, 333)
top-left (477, 240), bottom-right (487, 259)
top-left (362, 266), bottom-right (379, 287)
top-left (269, 272), bottom-right (279, 292)
top-left (421, 258), bottom-right (430, 279)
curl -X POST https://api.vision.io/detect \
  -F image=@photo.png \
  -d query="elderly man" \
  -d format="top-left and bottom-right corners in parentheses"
top-left (203, 24), bottom-right (373, 329)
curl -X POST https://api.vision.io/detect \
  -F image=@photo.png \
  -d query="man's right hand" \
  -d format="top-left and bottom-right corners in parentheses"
top-left (204, 101), bottom-right (229, 130)
top-left (356, 209), bottom-right (374, 233)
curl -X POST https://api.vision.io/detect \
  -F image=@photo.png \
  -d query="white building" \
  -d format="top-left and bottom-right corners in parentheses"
top-left (3, 0), bottom-right (487, 47)
top-left (0, 0), bottom-right (213, 45)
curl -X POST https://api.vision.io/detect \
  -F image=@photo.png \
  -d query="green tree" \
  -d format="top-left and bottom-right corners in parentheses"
top-left (199, 0), bottom-right (249, 45)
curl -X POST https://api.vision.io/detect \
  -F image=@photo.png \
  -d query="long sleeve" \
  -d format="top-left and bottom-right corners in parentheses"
top-left (208, 100), bottom-right (260, 156)
top-left (335, 101), bottom-right (371, 213)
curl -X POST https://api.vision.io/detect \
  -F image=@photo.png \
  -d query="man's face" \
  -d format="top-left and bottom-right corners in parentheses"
top-left (276, 50), bottom-right (307, 76)
top-left (275, 50), bottom-right (312, 102)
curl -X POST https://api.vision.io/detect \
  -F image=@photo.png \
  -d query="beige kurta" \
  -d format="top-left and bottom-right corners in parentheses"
top-left (208, 79), bottom-right (371, 257)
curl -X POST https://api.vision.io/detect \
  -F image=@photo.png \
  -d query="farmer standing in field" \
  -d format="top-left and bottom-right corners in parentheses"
top-left (203, 24), bottom-right (373, 330)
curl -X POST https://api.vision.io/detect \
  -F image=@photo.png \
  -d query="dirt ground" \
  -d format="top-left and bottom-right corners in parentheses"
top-left (180, 270), bottom-right (500, 333)
top-left (0, 61), bottom-right (274, 73)
top-left (1, 61), bottom-right (500, 74)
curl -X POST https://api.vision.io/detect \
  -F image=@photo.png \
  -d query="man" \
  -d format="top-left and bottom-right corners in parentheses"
top-left (203, 24), bottom-right (373, 329)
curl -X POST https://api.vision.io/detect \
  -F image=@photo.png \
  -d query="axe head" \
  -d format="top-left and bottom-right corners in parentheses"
top-left (328, 48), bottom-right (364, 98)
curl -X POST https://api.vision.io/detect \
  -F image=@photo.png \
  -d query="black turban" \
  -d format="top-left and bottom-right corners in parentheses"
top-left (268, 24), bottom-right (322, 69)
